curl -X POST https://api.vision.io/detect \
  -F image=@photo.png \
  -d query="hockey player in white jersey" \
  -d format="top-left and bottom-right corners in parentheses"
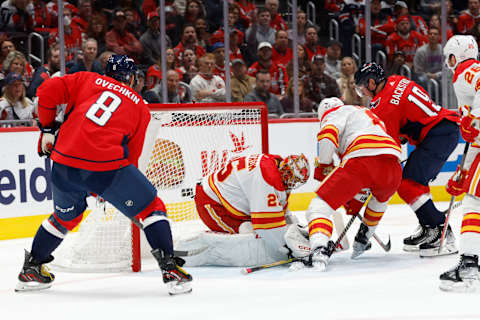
top-left (296, 98), bottom-right (402, 271)
top-left (440, 35), bottom-right (480, 292)
top-left (176, 153), bottom-right (311, 266)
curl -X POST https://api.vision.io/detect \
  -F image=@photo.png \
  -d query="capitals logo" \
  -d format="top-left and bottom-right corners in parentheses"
top-left (369, 97), bottom-right (381, 110)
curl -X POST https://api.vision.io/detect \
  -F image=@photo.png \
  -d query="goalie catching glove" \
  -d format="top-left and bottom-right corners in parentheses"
top-left (446, 166), bottom-right (468, 196)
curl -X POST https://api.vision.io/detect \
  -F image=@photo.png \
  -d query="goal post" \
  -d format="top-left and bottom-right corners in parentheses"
top-left (51, 102), bottom-right (269, 272)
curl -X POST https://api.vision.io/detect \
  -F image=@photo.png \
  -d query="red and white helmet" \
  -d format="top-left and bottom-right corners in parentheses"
top-left (279, 154), bottom-right (310, 191)
top-left (443, 35), bottom-right (478, 71)
top-left (317, 97), bottom-right (344, 121)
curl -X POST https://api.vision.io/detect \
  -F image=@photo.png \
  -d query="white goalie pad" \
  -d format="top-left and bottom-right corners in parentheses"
top-left (175, 231), bottom-right (288, 267)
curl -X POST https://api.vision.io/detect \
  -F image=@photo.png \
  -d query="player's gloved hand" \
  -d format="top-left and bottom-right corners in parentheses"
top-left (446, 166), bottom-right (468, 196)
top-left (37, 130), bottom-right (55, 157)
top-left (344, 189), bottom-right (371, 215)
top-left (313, 160), bottom-right (335, 182)
top-left (460, 114), bottom-right (480, 143)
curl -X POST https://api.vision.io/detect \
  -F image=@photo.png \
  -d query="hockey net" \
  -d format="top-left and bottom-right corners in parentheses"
top-left (51, 102), bottom-right (268, 272)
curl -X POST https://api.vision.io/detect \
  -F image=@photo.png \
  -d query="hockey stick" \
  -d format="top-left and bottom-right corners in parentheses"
top-left (327, 213), bottom-right (359, 256)
top-left (438, 142), bottom-right (470, 254)
top-left (355, 215), bottom-right (391, 252)
top-left (241, 258), bottom-right (299, 274)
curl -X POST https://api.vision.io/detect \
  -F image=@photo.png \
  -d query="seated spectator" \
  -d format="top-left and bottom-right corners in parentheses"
top-left (210, 8), bottom-right (245, 47)
top-left (336, 56), bottom-right (357, 98)
top-left (229, 30), bottom-right (244, 62)
top-left (287, 9), bottom-right (308, 45)
top-left (429, 14), bottom-right (454, 41)
top-left (124, 6), bottom-right (144, 39)
top-left (165, 5), bottom-right (184, 46)
top-left (32, 0), bottom-right (57, 33)
top-left (303, 54), bottom-right (340, 105)
top-left (146, 48), bottom-right (182, 90)
top-left (342, 75), bottom-right (367, 106)
top-left (134, 70), bottom-right (148, 99)
top-left (394, 1), bottom-right (428, 36)
top-left (357, 0), bottom-right (394, 49)
top-left (286, 44), bottom-right (311, 79)
top-left (1, 50), bottom-right (32, 92)
top-left (265, 0), bottom-right (287, 31)
top-left (174, 24), bottom-right (206, 65)
top-left (0, 72), bottom-right (35, 121)
top-left (0, 0), bottom-right (34, 34)
top-left (230, 58), bottom-right (255, 102)
top-left (27, 44), bottom-right (60, 98)
top-left (235, 0), bottom-right (256, 28)
top-left (324, 40), bottom-right (342, 79)
top-left (68, 38), bottom-right (102, 74)
top-left (247, 42), bottom-right (288, 96)
top-left (178, 48), bottom-right (198, 84)
top-left (190, 53), bottom-right (225, 103)
top-left (86, 14), bottom-right (108, 54)
top-left (211, 42), bottom-right (228, 80)
top-left (304, 26), bottom-right (326, 61)
top-left (280, 79), bottom-right (315, 113)
top-left (183, 0), bottom-right (205, 25)
top-left (386, 51), bottom-right (407, 76)
top-left (229, 3), bottom-right (248, 32)
top-left (0, 39), bottom-right (15, 69)
top-left (338, 0), bottom-right (364, 57)
top-left (106, 8), bottom-right (143, 63)
top-left (244, 70), bottom-right (284, 116)
top-left (144, 69), bottom-right (192, 104)
top-left (246, 7), bottom-right (276, 57)
top-left (140, 11), bottom-right (172, 66)
top-left (194, 18), bottom-right (211, 49)
top-left (48, 6), bottom-right (83, 63)
top-left (413, 26), bottom-right (443, 91)
top-left (457, 0), bottom-right (480, 34)
top-left (385, 16), bottom-right (427, 68)
top-left (71, 0), bottom-right (92, 34)
top-left (97, 51), bottom-right (114, 73)
top-left (272, 30), bottom-right (292, 69)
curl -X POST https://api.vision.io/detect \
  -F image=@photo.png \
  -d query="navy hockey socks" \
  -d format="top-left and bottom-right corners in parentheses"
top-left (415, 199), bottom-right (446, 226)
top-left (31, 225), bottom-right (64, 263)
top-left (144, 220), bottom-right (174, 256)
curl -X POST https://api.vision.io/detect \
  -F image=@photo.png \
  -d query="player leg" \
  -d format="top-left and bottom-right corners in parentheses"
top-left (306, 158), bottom-right (369, 270)
top-left (440, 149), bottom-right (480, 291)
top-left (98, 165), bottom-right (192, 295)
top-left (16, 163), bottom-right (88, 292)
top-left (399, 120), bottom-right (459, 254)
top-left (351, 155), bottom-right (402, 259)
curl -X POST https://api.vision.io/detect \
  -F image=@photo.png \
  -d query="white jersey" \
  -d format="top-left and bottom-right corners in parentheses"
top-left (201, 154), bottom-right (288, 256)
top-left (189, 73), bottom-right (226, 103)
top-left (0, 98), bottom-right (35, 120)
top-left (317, 104), bottom-right (401, 165)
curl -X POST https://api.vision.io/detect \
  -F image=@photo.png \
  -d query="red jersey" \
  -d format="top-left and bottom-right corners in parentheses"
top-left (385, 31), bottom-right (427, 63)
top-left (37, 72), bottom-right (150, 171)
top-left (358, 16), bottom-right (395, 46)
top-left (270, 13), bottom-right (287, 31)
top-left (370, 75), bottom-right (459, 146)
top-left (272, 46), bottom-right (293, 69)
top-left (247, 62), bottom-right (288, 96)
top-left (304, 44), bottom-right (326, 61)
top-left (210, 28), bottom-right (244, 46)
top-left (174, 42), bottom-right (206, 64)
top-left (145, 65), bottom-right (183, 90)
top-left (48, 25), bottom-right (83, 62)
top-left (71, 16), bottom-right (88, 34)
top-left (457, 10), bottom-right (480, 34)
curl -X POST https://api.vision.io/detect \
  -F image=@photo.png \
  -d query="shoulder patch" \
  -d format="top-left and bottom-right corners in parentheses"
top-left (259, 155), bottom-right (285, 192)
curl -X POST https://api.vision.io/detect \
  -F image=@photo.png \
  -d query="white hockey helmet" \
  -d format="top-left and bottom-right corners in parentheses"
top-left (278, 154), bottom-right (310, 191)
top-left (443, 35), bottom-right (478, 71)
top-left (317, 97), bottom-right (344, 120)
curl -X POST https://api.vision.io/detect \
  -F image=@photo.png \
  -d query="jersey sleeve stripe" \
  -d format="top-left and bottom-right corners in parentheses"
top-left (308, 218), bottom-right (333, 238)
top-left (208, 175), bottom-right (249, 218)
top-left (344, 135), bottom-right (401, 155)
top-left (317, 125), bottom-right (339, 148)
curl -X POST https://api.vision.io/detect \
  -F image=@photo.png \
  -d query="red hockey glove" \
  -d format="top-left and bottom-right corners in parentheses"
top-left (446, 166), bottom-right (468, 196)
top-left (460, 114), bottom-right (480, 143)
top-left (344, 189), bottom-right (371, 215)
top-left (313, 163), bottom-right (335, 182)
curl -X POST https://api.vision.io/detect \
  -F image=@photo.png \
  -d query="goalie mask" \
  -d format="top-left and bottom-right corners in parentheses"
top-left (279, 154), bottom-right (310, 191)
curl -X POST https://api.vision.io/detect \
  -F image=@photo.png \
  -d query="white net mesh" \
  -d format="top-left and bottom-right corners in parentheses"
top-left (52, 104), bottom-right (266, 272)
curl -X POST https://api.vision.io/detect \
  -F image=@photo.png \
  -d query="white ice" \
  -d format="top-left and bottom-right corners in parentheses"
top-left (2, 203), bottom-right (480, 320)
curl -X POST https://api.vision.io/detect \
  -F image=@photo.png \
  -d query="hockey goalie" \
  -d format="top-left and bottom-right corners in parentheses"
top-left (175, 153), bottom-right (311, 267)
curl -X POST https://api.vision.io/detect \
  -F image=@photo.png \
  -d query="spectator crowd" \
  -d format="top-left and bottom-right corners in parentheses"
top-left (0, 0), bottom-right (476, 123)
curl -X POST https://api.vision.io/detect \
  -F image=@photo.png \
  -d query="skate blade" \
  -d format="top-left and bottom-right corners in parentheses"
top-left (419, 245), bottom-right (458, 257)
top-left (403, 245), bottom-right (419, 252)
top-left (15, 281), bottom-right (52, 292)
top-left (439, 280), bottom-right (480, 293)
top-left (167, 281), bottom-right (192, 296)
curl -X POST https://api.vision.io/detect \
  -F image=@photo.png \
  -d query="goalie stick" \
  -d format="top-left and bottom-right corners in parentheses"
top-left (438, 142), bottom-right (470, 254)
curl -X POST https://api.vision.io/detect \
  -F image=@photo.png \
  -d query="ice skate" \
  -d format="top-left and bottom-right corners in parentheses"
top-left (419, 224), bottom-right (458, 257)
top-left (15, 250), bottom-right (55, 292)
top-left (440, 254), bottom-right (480, 292)
top-left (152, 249), bottom-right (192, 295)
top-left (351, 223), bottom-right (372, 259)
top-left (308, 246), bottom-right (331, 271)
top-left (403, 225), bottom-right (429, 252)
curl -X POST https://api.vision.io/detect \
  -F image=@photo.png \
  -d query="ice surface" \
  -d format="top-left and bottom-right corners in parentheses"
top-left (2, 203), bottom-right (480, 320)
